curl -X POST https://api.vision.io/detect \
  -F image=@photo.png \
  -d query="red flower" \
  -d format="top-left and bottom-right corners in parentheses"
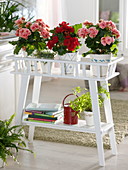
top-left (64, 36), bottom-right (80, 51)
top-left (52, 36), bottom-right (59, 43)
top-left (47, 40), bottom-right (54, 49)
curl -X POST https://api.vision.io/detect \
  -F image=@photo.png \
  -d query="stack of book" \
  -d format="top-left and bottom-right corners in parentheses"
top-left (23, 103), bottom-right (63, 124)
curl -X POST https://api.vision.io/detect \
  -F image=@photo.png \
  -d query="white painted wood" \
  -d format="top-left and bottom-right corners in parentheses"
top-left (9, 55), bottom-right (123, 166)
top-left (29, 76), bottom-right (42, 142)
top-left (15, 75), bottom-right (30, 125)
top-left (32, 76), bottom-right (42, 103)
top-left (89, 80), bottom-right (105, 166)
top-left (100, 81), bottom-right (117, 155)
top-left (28, 125), bottom-right (35, 143)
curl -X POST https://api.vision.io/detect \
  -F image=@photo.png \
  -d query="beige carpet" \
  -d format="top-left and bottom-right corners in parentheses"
top-left (24, 99), bottom-right (128, 149)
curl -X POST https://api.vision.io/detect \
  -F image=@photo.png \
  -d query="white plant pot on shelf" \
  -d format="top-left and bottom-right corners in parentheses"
top-left (84, 111), bottom-right (94, 126)
top-left (59, 52), bottom-right (80, 74)
top-left (90, 54), bottom-right (112, 77)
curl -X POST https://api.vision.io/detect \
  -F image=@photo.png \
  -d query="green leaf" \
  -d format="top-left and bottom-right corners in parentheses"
top-left (72, 23), bottom-right (82, 34)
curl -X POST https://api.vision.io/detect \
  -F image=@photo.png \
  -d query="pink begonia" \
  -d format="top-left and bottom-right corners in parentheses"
top-left (77, 28), bottom-right (89, 38)
top-left (99, 21), bottom-right (106, 29)
top-left (111, 37), bottom-right (115, 43)
top-left (36, 19), bottom-right (43, 23)
top-left (25, 22), bottom-right (32, 28)
top-left (101, 37), bottom-right (107, 46)
top-left (89, 27), bottom-right (99, 38)
top-left (83, 21), bottom-right (93, 26)
top-left (106, 21), bottom-right (116, 30)
top-left (111, 28), bottom-right (120, 38)
top-left (15, 17), bottom-right (25, 26)
top-left (19, 28), bottom-right (31, 39)
top-left (30, 23), bottom-right (39, 32)
top-left (40, 29), bottom-right (50, 39)
top-left (15, 29), bottom-right (20, 36)
top-left (105, 36), bottom-right (112, 45)
top-left (101, 36), bottom-right (114, 46)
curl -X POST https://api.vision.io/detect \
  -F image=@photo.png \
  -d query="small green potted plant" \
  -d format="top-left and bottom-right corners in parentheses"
top-left (69, 86), bottom-right (110, 126)
top-left (0, 114), bottom-right (33, 167)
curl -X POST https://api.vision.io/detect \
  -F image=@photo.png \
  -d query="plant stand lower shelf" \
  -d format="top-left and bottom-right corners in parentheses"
top-left (9, 56), bottom-right (123, 167)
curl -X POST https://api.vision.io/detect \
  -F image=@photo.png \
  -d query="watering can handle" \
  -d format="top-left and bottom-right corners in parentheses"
top-left (62, 93), bottom-right (78, 107)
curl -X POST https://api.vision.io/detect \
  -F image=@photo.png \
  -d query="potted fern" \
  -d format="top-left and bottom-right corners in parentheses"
top-left (69, 86), bottom-right (110, 126)
top-left (0, 114), bottom-right (33, 167)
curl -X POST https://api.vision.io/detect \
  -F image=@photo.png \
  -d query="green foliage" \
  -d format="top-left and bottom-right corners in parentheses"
top-left (0, 0), bottom-right (23, 32)
top-left (72, 23), bottom-right (82, 34)
top-left (0, 114), bottom-right (33, 164)
top-left (69, 86), bottom-right (110, 112)
top-left (35, 50), bottom-right (56, 60)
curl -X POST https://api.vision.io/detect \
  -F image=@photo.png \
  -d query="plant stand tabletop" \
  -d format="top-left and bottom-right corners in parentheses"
top-left (8, 55), bottom-right (123, 167)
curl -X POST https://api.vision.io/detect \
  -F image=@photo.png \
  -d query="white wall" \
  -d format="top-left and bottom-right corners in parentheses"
top-left (36, 0), bottom-right (99, 27)
top-left (61, 0), bottom-right (99, 25)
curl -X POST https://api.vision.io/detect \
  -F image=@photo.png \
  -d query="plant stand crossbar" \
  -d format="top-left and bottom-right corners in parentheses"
top-left (9, 56), bottom-right (123, 166)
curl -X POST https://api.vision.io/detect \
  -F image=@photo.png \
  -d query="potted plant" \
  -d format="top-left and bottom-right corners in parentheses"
top-left (9, 17), bottom-right (51, 57)
top-left (69, 86), bottom-right (110, 126)
top-left (77, 20), bottom-right (121, 76)
top-left (0, 114), bottom-right (33, 167)
top-left (47, 21), bottom-right (82, 74)
top-left (0, 0), bottom-right (23, 32)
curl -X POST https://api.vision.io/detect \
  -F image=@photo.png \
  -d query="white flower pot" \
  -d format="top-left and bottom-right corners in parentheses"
top-left (84, 111), bottom-right (94, 126)
top-left (90, 54), bottom-right (112, 77)
top-left (59, 52), bottom-right (80, 74)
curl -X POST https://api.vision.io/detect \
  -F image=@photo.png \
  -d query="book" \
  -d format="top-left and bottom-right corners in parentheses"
top-left (25, 103), bottom-right (62, 112)
top-left (24, 118), bottom-right (55, 124)
top-left (27, 117), bottom-right (56, 122)
top-left (28, 114), bottom-right (58, 120)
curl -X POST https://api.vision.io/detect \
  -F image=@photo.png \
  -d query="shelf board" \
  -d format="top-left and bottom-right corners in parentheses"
top-left (22, 117), bottom-right (113, 134)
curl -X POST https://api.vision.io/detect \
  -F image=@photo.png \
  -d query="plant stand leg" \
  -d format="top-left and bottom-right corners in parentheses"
top-left (89, 80), bottom-right (105, 166)
top-left (28, 125), bottom-right (35, 143)
top-left (28, 76), bottom-right (42, 142)
top-left (100, 81), bottom-right (117, 155)
top-left (15, 75), bottom-right (30, 125)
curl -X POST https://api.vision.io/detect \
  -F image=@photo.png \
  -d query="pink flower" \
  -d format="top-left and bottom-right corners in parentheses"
top-left (40, 29), bottom-right (50, 39)
top-left (15, 29), bottom-right (20, 36)
top-left (77, 28), bottom-right (89, 38)
top-left (106, 21), bottom-right (116, 30)
top-left (101, 36), bottom-right (113, 46)
top-left (19, 28), bottom-right (31, 39)
top-left (112, 28), bottom-right (120, 38)
top-left (15, 17), bottom-right (25, 26)
top-left (25, 22), bottom-right (32, 28)
top-left (99, 21), bottom-right (106, 29)
top-left (89, 27), bottom-right (98, 38)
top-left (111, 37), bottom-right (115, 43)
top-left (30, 23), bottom-right (39, 32)
top-left (101, 37), bottom-right (107, 46)
top-left (105, 36), bottom-right (112, 45)
top-left (83, 21), bottom-right (93, 26)
top-left (36, 19), bottom-right (43, 23)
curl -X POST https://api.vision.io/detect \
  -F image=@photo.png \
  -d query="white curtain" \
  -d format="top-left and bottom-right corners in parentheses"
top-left (36, 0), bottom-right (62, 28)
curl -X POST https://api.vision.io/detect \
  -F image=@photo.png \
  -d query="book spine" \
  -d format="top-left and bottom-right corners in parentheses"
top-left (28, 114), bottom-right (57, 120)
top-left (28, 117), bottom-right (56, 122)
top-left (24, 118), bottom-right (55, 124)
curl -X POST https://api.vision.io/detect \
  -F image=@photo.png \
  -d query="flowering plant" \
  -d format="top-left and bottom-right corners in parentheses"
top-left (77, 20), bottom-right (120, 57)
top-left (47, 21), bottom-right (82, 55)
top-left (9, 17), bottom-right (50, 56)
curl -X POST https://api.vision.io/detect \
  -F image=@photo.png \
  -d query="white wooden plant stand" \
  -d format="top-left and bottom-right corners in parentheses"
top-left (9, 55), bottom-right (123, 166)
